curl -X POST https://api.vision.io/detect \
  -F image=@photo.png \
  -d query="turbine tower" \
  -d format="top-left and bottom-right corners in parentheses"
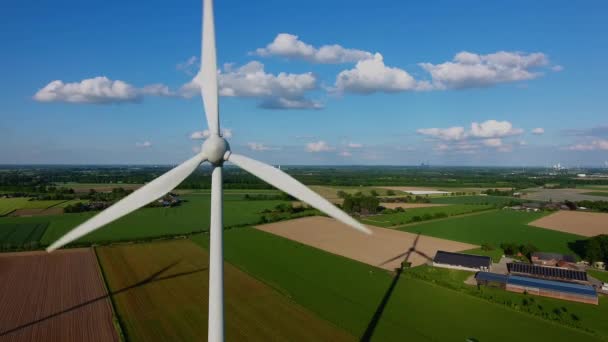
top-left (46, 1), bottom-right (371, 341)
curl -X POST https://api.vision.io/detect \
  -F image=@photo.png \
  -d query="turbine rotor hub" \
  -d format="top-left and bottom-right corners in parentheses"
top-left (202, 135), bottom-right (230, 165)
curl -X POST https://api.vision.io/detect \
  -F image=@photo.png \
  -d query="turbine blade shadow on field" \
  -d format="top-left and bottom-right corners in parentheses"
top-left (377, 233), bottom-right (433, 269)
top-left (0, 259), bottom-right (207, 338)
top-left (361, 234), bottom-right (428, 342)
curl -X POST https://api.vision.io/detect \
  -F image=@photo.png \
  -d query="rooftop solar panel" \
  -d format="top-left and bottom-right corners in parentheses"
top-left (508, 275), bottom-right (597, 297)
top-left (507, 262), bottom-right (587, 281)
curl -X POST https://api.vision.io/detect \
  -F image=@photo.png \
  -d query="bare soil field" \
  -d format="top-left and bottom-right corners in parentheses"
top-left (0, 248), bottom-right (118, 342)
top-left (256, 216), bottom-right (477, 270)
top-left (380, 203), bottom-right (449, 209)
top-left (9, 207), bottom-right (64, 217)
top-left (529, 211), bottom-right (608, 237)
top-left (96, 240), bottom-right (353, 341)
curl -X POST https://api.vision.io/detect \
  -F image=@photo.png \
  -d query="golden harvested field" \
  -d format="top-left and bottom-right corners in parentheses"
top-left (529, 211), bottom-right (608, 237)
top-left (0, 249), bottom-right (118, 342)
top-left (96, 240), bottom-right (353, 342)
top-left (380, 203), bottom-right (449, 209)
top-left (256, 216), bottom-right (477, 270)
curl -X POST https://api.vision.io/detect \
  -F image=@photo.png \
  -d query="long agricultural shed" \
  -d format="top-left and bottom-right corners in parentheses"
top-left (475, 272), bottom-right (598, 305)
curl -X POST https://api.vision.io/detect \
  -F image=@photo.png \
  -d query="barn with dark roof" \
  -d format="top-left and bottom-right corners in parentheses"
top-left (432, 251), bottom-right (491, 272)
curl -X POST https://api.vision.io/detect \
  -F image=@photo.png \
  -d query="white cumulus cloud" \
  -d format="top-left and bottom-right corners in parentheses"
top-left (254, 33), bottom-right (373, 64)
top-left (34, 77), bottom-right (141, 104)
top-left (417, 126), bottom-right (467, 141)
top-left (181, 61), bottom-right (321, 110)
top-left (531, 127), bottom-right (545, 135)
top-left (469, 120), bottom-right (523, 138)
top-left (135, 141), bottom-right (152, 148)
top-left (347, 142), bottom-right (363, 148)
top-left (247, 142), bottom-right (278, 151)
top-left (566, 140), bottom-right (608, 151)
top-left (306, 141), bottom-right (334, 152)
top-left (419, 51), bottom-right (551, 89)
top-left (334, 53), bottom-right (420, 94)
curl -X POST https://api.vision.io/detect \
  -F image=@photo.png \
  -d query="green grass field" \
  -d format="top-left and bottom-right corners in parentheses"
top-left (191, 228), bottom-right (602, 341)
top-left (35, 194), bottom-right (285, 246)
top-left (429, 195), bottom-right (522, 205)
top-left (588, 269), bottom-right (608, 283)
top-left (582, 192), bottom-right (608, 198)
top-left (0, 198), bottom-right (68, 216)
top-left (407, 265), bottom-right (608, 337)
top-left (400, 210), bottom-right (584, 255)
top-left (361, 204), bottom-right (492, 227)
top-left (0, 222), bottom-right (48, 248)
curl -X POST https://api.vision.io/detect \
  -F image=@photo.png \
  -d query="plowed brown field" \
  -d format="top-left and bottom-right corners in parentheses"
top-left (0, 248), bottom-right (118, 342)
top-left (96, 240), bottom-right (353, 341)
top-left (529, 210), bottom-right (608, 237)
top-left (256, 216), bottom-right (477, 270)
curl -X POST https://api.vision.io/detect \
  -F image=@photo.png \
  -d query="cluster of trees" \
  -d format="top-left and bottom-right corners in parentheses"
top-left (341, 193), bottom-right (380, 215)
top-left (576, 200), bottom-right (608, 213)
top-left (500, 242), bottom-right (539, 259)
top-left (582, 235), bottom-right (608, 264)
top-left (483, 188), bottom-right (515, 196)
top-left (84, 188), bottom-right (132, 202)
top-left (243, 193), bottom-right (295, 201)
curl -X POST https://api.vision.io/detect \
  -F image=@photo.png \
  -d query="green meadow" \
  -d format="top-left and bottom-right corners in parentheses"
top-left (400, 210), bottom-right (584, 255)
top-left (191, 228), bottom-right (602, 342)
top-left (361, 204), bottom-right (492, 227)
top-left (430, 195), bottom-right (522, 205)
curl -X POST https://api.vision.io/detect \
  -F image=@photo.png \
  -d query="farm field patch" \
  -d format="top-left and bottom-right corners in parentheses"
top-left (521, 188), bottom-right (604, 202)
top-left (529, 211), bottom-right (608, 237)
top-left (96, 240), bottom-right (352, 341)
top-left (0, 248), bottom-right (118, 341)
top-left (192, 228), bottom-right (601, 342)
top-left (581, 191), bottom-right (608, 197)
top-left (0, 222), bottom-right (49, 249)
top-left (430, 195), bottom-right (521, 205)
top-left (256, 216), bottom-right (477, 270)
top-left (309, 185), bottom-right (400, 203)
top-left (400, 210), bottom-right (583, 255)
top-left (37, 194), bottom-right (285, 246)
top-left (361, 204), bottom-right (492, 227)
top-left (380, 203), bottom-right (449, 209)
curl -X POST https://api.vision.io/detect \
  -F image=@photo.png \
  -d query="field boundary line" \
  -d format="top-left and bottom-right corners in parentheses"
top-left (93, 247), bottom-right (127, 342)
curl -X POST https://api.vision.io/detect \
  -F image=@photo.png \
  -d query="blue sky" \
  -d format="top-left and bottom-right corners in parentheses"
top-left (1, 0), bottom-right (607, 166)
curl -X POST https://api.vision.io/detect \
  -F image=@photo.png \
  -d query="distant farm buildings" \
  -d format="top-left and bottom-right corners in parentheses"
top-left (432, 251), bottom-right (491, 272)
top-left (531, 252), bottom-right (576, 267)
top-left (475, 272), bottom-right (598, 305)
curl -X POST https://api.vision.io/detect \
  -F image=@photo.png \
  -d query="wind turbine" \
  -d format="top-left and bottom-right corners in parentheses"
top-left (46, 0), bottom-right (371, 341)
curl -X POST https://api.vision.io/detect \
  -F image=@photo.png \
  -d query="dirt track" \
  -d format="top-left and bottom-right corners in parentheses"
top-left (0, 249), bottom-right (118, 341)
top-left (256, 216), bottom-right (477, 270)
top-left (529, 211), bottom-right (608, 237)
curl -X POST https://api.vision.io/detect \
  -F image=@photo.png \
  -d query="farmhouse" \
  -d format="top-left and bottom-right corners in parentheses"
top-left (531, 252), bottom-right (576, 267)
top-left (433, 251), bottom-right (491, 272)
top-left (475, 272), bottom-right (598, 305)
top-left (507, 262), bottom-right (588, 284)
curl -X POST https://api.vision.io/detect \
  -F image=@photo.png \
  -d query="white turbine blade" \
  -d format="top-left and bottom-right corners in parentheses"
top-left (201, 0), bottom-right (219, 135)
top-left (228, 153), bottom-right (371, 235)
top-left (46, 153), bottom-right (207, 252)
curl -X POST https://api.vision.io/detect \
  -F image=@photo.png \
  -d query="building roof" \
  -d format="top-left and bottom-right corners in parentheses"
top-left (434, 251), bottom-right (491, 269)
top-left (507, 262), bottom-right (587, 281)
top-left (532, 252), bottom-right (576, 263)
top-left (475, 272), bottom-right (508, 284)
top-left (508, 275), bottom-right (596, 297)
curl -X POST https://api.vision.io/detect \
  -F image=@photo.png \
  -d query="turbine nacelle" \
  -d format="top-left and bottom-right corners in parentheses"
top-left (202, 135), bottom-right (230, 165)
